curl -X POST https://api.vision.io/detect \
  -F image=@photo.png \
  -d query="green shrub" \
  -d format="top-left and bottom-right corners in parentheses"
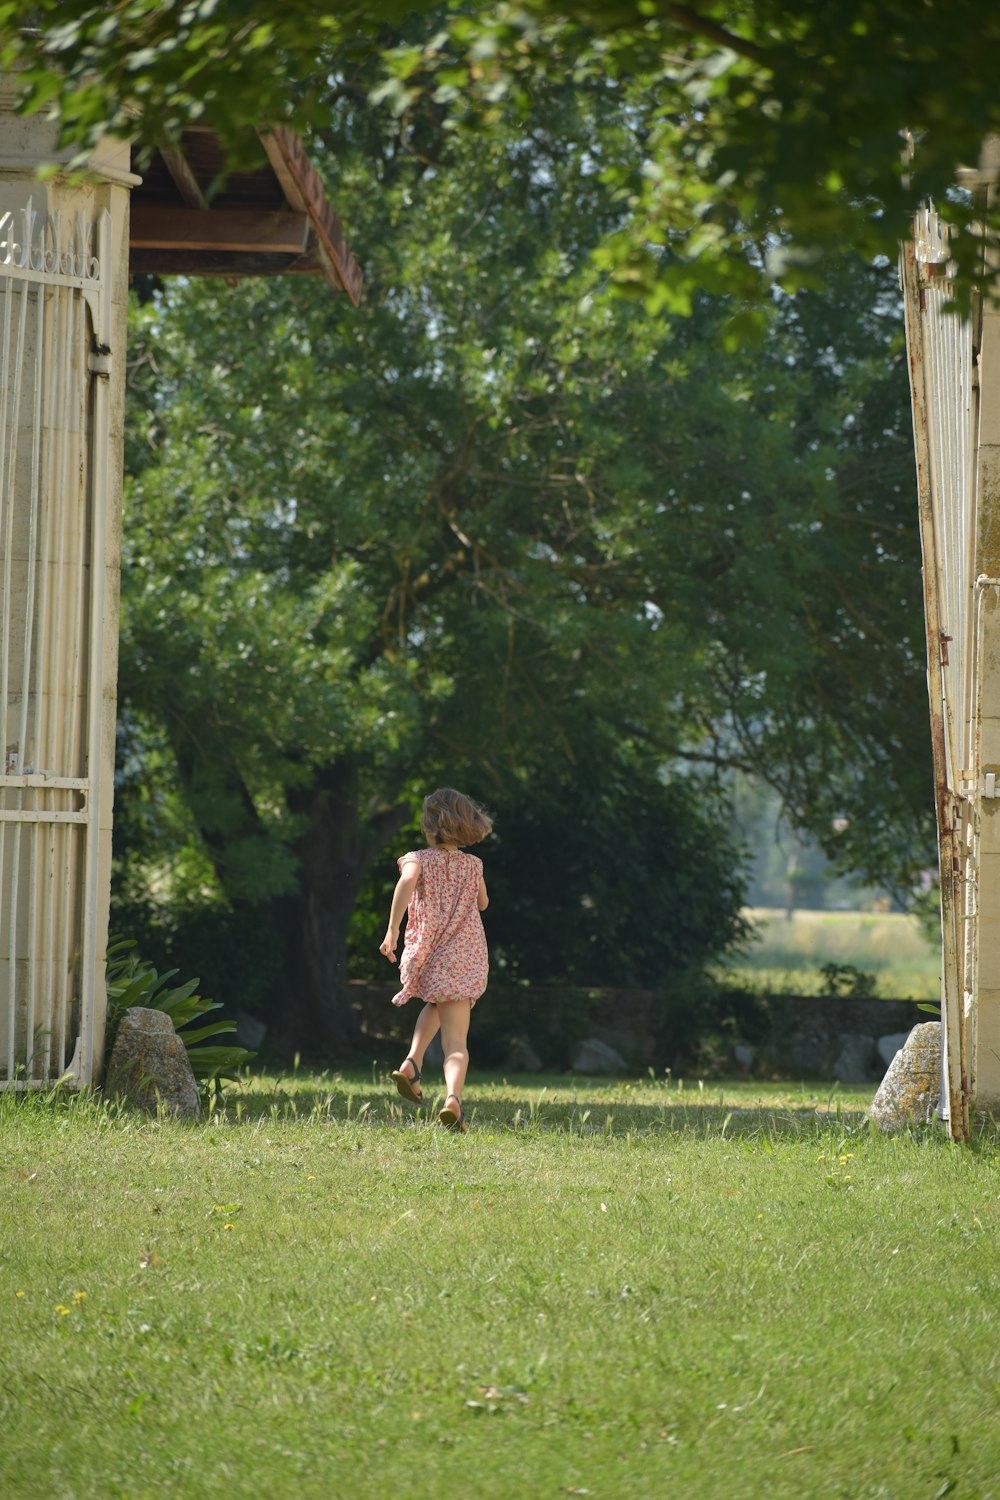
top-left (108, 895), bottom-right (281, 1019)
top-left (818, 961), bottom-right (879, 1000)
top-left (104, 937), bottom-right (254, 1098)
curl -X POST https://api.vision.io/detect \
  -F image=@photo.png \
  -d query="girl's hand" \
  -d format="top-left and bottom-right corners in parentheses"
top-left (379, 930), bottom-right (398, 963)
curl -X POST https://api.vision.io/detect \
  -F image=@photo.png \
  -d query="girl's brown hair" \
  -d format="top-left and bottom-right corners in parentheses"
top-left (421, 788), bottom-right (493, 848)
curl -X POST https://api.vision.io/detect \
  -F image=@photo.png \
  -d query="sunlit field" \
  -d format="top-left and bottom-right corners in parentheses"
top-left (717, 908), bottom-right (941, 1000)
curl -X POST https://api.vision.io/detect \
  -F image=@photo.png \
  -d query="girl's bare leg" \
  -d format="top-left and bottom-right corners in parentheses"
top-left (438, 999), bottom-right (472, 1108)
top-left (401, 1002), bottom-right (440, 1078)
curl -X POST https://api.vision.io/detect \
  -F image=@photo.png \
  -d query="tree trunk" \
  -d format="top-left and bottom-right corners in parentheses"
top-left (166, 730), bottom-right (408, 1057)
top-left (285, 763), bottom-right (408, 1058)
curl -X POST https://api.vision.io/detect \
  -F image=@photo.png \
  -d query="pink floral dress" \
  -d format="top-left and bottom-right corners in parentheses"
top-left (392, 848), bottom-right (488, 1007)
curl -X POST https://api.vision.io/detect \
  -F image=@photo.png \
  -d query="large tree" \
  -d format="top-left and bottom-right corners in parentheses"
top-left (115, 74), bottom-right (927, 1050)
top-left (3, 1), bottom-right (998, 305)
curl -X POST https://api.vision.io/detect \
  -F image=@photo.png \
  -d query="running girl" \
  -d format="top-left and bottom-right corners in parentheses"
top-left (379, 788), bottom-right (492, 1132)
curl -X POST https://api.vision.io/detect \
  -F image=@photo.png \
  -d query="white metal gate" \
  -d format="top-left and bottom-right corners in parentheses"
top-left (0, 198), bottom-right (112, 1088)
top-left (900, 210), bottom-right (978, 1139)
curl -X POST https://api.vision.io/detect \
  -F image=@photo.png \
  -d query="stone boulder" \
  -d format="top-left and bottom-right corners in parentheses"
top-left (236, 1009), bottom-right (268, 1050)
top-left (869, 1022), bottom-right (941, 1130)
top-left (876, 1030), bottom-right (913, 1067)
top-left (571, 1037), bottom-right (627, 1075)
top-left (832, 1032), bottom-right (879, 1084)
top-left (105, 1007), bottom-right (202, 1120)
top-left (505, 1035), bottom-right (543, 1073)
top-left (787, 1035), bottom-right (840, 1077)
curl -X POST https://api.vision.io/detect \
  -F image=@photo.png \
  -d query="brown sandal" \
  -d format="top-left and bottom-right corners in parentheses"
top-left (438, 1093), bottom-right (468, 1133)
top-left (390, 1058), bottom-right (423, 1105)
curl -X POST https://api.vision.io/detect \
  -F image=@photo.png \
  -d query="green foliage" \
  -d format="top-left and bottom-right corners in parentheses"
top-left (387, 1), bottom-right (1000, 311)
top-left (113, 59), bottom-right (931, 1045)
top-left (110, 888), bottom-right (283, 1024)
top-left (484, 758), bottom-right (749, 988)
top-left (7, 2), bottom-right (1000, 306)
top-left (349, 755), bottom-right (750, 997)
top-left (0, 1), bottom-right (403, 167)
top-left (818, 961), bottom-right (879, 1001)
top-left (104, 937), bottom-right (254, 1094)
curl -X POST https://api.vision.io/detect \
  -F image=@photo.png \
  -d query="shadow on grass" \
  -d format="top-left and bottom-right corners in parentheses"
top-left (6, 1071), bottom-right (997, 1147)
top-left (217, 1070), bottom-right (897, 1143)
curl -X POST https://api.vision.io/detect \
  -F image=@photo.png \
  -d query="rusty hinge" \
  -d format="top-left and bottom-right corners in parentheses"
top-left (88, 339), bottom-right (111, 378)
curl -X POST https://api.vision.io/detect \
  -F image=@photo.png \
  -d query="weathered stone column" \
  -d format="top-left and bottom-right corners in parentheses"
top-left (0, 81), bottom-right (136, 1085)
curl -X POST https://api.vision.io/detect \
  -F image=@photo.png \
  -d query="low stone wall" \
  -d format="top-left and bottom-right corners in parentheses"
top-left (748, 994), bottom-right (927, 1083)
top-left (350, 981), bottom-right (929, 1081)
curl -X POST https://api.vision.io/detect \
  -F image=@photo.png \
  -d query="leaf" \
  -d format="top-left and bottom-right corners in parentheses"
top-left (186, 1045), bottom-right (255, 1082)
top-left (719, 308), bottom-right (769, 352)
top-left (172, 1019), bottom-right (235, 1045)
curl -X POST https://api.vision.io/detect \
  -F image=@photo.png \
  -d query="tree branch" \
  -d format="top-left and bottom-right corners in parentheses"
top-left (658, 3), bottom-right (773, 70)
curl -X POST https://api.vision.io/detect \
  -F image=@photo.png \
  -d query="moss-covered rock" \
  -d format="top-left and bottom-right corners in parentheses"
top-left (104, 1007), bottom-right (201, 1119)
top-left (869, 1022), bottom-right (941, 1130)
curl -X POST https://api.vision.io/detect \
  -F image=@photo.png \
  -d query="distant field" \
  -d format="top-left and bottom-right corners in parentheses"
top-left (717, 907), bottom-right (941, 1001)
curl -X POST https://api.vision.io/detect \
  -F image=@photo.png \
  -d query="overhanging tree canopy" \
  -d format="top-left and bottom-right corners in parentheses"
top-left (4, 0), bottom-right (999, 308)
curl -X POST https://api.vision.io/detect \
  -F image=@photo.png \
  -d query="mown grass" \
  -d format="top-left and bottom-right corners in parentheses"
top-left (2, 1070), bottom-right (998, 1500)
top-left (719, 907), bottom-right (941, 999)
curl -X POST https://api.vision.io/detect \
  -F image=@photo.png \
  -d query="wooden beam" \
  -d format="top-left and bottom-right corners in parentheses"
top-left (129, 249), bottom-right (300, 277)
top-left (130, 204), bottom-right (309, 254)
top-left (257, 131), bottom-right (308, 213)
top-left (158, 146), bottom-right (209, 209)
top-left (258, 127), bottom-right (363, 305)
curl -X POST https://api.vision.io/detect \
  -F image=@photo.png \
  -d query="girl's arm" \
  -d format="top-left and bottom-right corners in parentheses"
top-left (477, 875), bottom-right (489, 912)
top-left (379, 858), bottom-right (421, 963)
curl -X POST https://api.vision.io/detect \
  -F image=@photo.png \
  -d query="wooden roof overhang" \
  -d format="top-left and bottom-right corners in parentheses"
top-left (129, 125), bottom-right (362, 304)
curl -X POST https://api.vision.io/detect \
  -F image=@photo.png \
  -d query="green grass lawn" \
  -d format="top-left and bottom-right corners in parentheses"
top-left (719, 907), bottom-right (942, 1000)
top-left (2, 1070), bottom-right (998, 1500)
